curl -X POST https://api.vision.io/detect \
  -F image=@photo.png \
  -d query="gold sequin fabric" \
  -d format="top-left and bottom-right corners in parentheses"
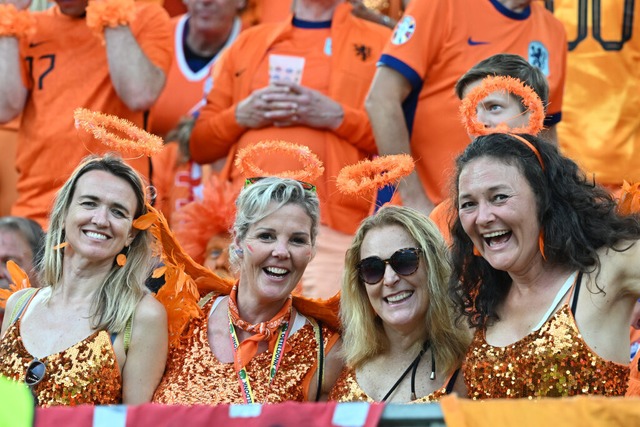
top-left (153, 298), bottom-right (336, 404)
top-left (0, 320), bottom-right (122, 406)
top-left (329, 366), bottom-right (447, 403)
top-left (464, 304), bottom-right (629, 399)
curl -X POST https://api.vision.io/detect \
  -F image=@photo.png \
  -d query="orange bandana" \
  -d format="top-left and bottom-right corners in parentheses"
top-left (228, 285), bottom-right (292, 371)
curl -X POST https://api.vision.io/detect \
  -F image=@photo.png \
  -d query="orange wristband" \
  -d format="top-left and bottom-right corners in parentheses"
top-left (85, 0), bottom-right (135, 43)
top-left (0, 4), bottom-right (36, 39)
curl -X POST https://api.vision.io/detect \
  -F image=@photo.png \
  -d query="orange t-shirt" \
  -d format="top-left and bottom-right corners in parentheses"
top-left (13, 4), bottom-right (172, 228)
top-left (380, 0), bottom-right (566, 204)
top-left (149, 15), bottom-right (242, 138)
top-left (190, 4), bottom-right (391, 234)
top-left (553, 0), bottom-right (640, 185)
top-left (0, 118), bottom-right (19, 216)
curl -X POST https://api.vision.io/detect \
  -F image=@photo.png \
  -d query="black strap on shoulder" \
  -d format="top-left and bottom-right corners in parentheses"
top-left (445, 368), bottom-right (461, 395)
top-left (570, 272), bottom-right (583, 316)
top-left (314, 321), bottom-right (324, 402)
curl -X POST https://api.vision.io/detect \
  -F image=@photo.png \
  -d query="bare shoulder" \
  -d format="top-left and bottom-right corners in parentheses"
top-left (600, 239), bottom-right (640, 277)
top-left (1, 288), bottom-right (39, 336)
top-left (134, 294), bottom-right (167, 326)
top-left (593, 239), bottom-right (640, 297)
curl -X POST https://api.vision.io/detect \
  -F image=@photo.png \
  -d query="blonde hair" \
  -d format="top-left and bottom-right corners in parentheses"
top-left (42, 154), bottom-right (152, 333)
top-left (229, 177), bottom-right (320, 269)
top-left (341, 206), bottom-right (468, 374)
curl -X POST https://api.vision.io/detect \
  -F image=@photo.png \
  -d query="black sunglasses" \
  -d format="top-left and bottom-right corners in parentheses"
top-left (244, 177), bottom-right (316, 193)
top-left (25, 358), bottom-right (46, 387)
top-left (357, 248), bottom-right (422, 284)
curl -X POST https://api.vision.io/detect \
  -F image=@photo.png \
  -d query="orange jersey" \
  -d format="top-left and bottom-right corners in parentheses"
top-left (149, 15), bottom-right (242, 138)
top-left (190, 4), bottom-right (391, 234)
top-left (0, 118), bottom-right (19, 216)
top-left (380, 0), bottom-right (567, 204)
top-left (13, 4), bottom-right (172, 228)
top-left (551, 0), bottom-right (640, 185)
top-left (240, 0), bottom-right (293, 27)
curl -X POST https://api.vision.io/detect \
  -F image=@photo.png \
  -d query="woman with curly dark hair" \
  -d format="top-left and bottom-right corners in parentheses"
top-left (450, 132), bottom-right (640, 399)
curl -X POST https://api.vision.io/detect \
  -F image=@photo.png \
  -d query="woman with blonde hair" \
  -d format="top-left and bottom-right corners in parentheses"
top-left (153, 177), bottom-right (343, 403)
top-left (330, 205), bottom-right (468, 402)
top-left (0, 155), bottom-right (168, 406)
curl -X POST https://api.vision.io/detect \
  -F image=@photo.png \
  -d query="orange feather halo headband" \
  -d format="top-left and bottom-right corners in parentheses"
top-left (336, 154), bottom-right (415, 196)
top-left (234, 140), bottom-right (324, 182)
top-left (74, 108), bottom-right (163, 157)
top-left (460, 75), bottom-right (545, 137)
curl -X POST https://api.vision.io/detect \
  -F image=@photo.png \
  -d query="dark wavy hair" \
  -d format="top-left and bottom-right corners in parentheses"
top-left (449, 133), bottom-right (640, 328)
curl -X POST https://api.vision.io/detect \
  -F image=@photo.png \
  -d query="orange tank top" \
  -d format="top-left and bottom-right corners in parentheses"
top-left (0, 292), bottom-right (122, 406)
top-left (464, 274), bottom-right (629, 399)
top-left (153, 296), bottom-right (337, 404)
top-left (329, 366), bottom-right (458, 403)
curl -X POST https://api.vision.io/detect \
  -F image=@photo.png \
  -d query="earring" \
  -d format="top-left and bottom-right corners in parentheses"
top-left (473, 246), bottom-right (482, 257)
top-left (117, 246), bottom-right (129, 267)
top-left (538, 230), bottom-right (547, 261)
top-left (235, 248), bottom-right (244, 257)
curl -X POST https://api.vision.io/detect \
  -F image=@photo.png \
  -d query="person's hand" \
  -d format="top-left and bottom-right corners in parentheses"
top-left (1, 0), bottom-right (32, 11)
top-left (348, 0), bottom-right (396, 28)
top-left (2, 0), bottom-right (32, 10)
top-left (235, 85), bottom-right (291, 129)
top-left (261, 81), bottom-right (344, 129)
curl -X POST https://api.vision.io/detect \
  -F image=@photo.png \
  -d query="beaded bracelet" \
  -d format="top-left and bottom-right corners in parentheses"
top-left (85, 0), bottom-right (136, 43)
top-left (0, 4), bottom-right (36, 39)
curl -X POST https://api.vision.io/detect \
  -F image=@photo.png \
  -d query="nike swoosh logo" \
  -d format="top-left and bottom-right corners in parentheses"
top-left (235, 68), bottom-right (246, 78)
top-left (29, 41), bottom-right (49, 48)
top-left (467, 37), bottom-right (490, 46)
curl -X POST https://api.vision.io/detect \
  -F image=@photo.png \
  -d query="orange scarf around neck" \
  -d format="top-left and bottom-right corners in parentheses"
top-left (227, 285), bottom-right (292, 371)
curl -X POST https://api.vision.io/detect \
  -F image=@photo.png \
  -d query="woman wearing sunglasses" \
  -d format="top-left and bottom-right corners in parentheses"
top-left (152, 177), bottom-right (343, 404)
top-left (330, 206), bottom-right (468, 402)
top-left (0, 155), bottom-right (168, 406)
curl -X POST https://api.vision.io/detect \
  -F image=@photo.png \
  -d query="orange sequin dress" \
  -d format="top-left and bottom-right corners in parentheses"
top-left (153, 297), bottom-right (337, 404)
top-left (329, 366), bottom-right (455, 402)
top-left (464, 303), bottom-right (630, 399)
top-left (0, 319), bottom-right (122, 406)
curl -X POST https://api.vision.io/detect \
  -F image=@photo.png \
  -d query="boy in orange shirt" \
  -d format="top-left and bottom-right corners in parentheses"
top-left (429, 54), bottom-right (551, 245)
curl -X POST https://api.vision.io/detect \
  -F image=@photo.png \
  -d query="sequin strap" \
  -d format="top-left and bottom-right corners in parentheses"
top-left (9, 288), bottom-right (38, 325)
top-left (228, 312), bottom-right (291, 404)
top-left (308, 317), bottom-right (324, 401)
top-left (123, 314), bottom-right (133, 354)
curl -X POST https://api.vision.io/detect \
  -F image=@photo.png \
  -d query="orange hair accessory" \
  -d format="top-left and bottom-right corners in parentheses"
top-left (538, 230), bottom-right (546, 261)
top-left (618, 181), bottom-right (640, 216)
top-left (235, 140), bottom-right (324, 182)
top-left (509, 134), bottom-right (544, 170)
top-left (0, 261), bottom-right (32, 309)
top-left (460, 76), bottom-right (545, 137)
top-left (336, 154), bottom-right (414, 196)
top-left (0, 4), bottom-right (36, 39)
top-left (74, 108), bottom-right (163, 157)
top-left (172, 176), bottom-right (238, 265)
top-left (85, 0), bottom-right (136, 44)
top-left (116, 253), bottom-right (127, 266)
top-left (140, 204), bottom-right (339, 348)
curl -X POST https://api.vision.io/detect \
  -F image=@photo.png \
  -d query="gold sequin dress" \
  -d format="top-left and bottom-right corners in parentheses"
top-left (152, 297), bottom-right (338, 404)
top-left (329, 366), bottom-right (454, 402)
top-left (0, 319), bottom-right (122, 406)
top-left (464, 303), bottom-right (629, 399)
